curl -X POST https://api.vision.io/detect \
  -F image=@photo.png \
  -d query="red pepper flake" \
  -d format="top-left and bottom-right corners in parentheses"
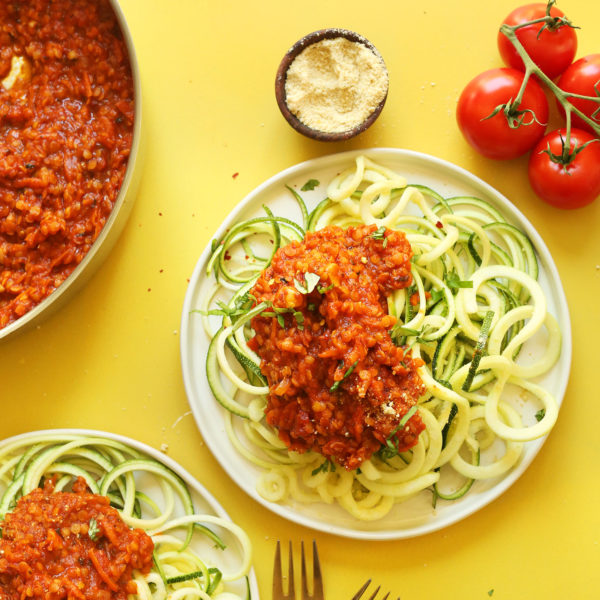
top-left (232, 172), bottom-right (239, 179)
top-left (147, 288), bottom-right (151, 292)
top-left (159, 269), bottom-right (164, 273)
top-left (158, 212), bottom-right (163, 216)
top-left (224, 251), bottom-right (232, 261)
top-left (410, 292), bottom-right (420, 306)
top-left (435, 221), bottom-right (444, 229)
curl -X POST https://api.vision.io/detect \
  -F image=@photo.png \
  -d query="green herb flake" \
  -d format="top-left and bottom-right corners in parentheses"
top-left (88, 518), bottom-right (100, 541)
top-left (311, 459), bottom-right (336, 476)
top-left (488, 590), bottom-right (494, 597)
top-left (397, 405), bottom-right (418, 430)
top-left (370, 226), bottom-right (386, 240)
top-left (317, 282), bottom-right (334, 294)
top-left (370, 226), bottom-right (389, 247)
top-left (445, 270), bottom-right (473, 290)
top-left (301, 179), bottom-right (320, 191)
top-left (535, 408), bottom-right (546, 422)
top-left (330, 360), bottom-right (359, 392)
top-left (294, 272), bottom-right (321, 294)
top-left (379, 405), bottom-right (419, 459)
top-left (201, 293), bottom-right (257, 319)
top-left (294, 311), bottom-right (304, 329)
top-left (390, 322), bottom-right (421, 346)
top-left (429, 289), bottom-right (445, 304)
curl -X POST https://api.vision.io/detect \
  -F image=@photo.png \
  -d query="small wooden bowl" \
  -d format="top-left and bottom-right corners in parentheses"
top-left (275, 28), bottom-right (389, 142)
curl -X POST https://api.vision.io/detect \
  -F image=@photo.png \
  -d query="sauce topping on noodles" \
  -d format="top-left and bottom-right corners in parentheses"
top-left (248, 224), bottom-right (426, 470)
top-left (0, 478), bottom-right (153, 600)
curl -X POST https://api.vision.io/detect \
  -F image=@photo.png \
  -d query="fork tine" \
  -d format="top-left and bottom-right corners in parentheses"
top-left (368, 585), bottom-right (381, 600)
top-left (311, 540), bottom-right (324, 600)
top-left (272, 540), bottom-right (286, 600)
top-left (300, 541), bottom-right (309, 599)
top-left (352, 579), bottom-right (371, 600)
top-left (287, 541), bottom-right (295, 598)
top-left (299, 540), bottom-right (325, 600)
top-left (352, 579), bottom-right (398, 600)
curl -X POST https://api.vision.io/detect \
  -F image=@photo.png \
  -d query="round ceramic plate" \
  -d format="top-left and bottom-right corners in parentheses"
top-left (0, 428), bottom-right (259, 598)
top-left (180, 148), bottom-right (571, 540)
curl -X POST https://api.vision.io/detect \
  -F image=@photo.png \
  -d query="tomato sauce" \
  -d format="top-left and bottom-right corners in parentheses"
top-left (0, 478), bottom-right (153, 600)
top-left (248, 225), bottom-right (426, 470)
top-left (0, 0), bottom-right (134, 328)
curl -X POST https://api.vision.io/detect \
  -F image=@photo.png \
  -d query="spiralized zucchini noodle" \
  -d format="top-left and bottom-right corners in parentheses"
top-left (200, 155), bottom-right (562, 521)
top-left (0, 434), bottom-right (252, 600)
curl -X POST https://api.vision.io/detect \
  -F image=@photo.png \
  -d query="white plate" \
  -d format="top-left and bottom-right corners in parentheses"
top-left (180, 148), bottom-right (571, 540)
top-left (0, 428), bottom-right (260, 598)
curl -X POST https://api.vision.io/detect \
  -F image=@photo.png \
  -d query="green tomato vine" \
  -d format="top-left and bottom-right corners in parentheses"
top-left (498, 0), bottom-right (600, 166)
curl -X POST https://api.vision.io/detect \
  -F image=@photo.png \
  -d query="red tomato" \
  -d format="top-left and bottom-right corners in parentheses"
top-left (498, 3), bottom-right (577, 80)
top-left (528, 128), bottom-right (600, 209)
top-left (456, 68), bottom-right (549, 160)
top-left (557, 54), bottom-right (600, 133)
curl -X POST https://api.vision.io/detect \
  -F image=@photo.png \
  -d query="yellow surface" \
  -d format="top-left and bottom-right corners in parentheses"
top-left (1, 0), bottom-right (599, 598)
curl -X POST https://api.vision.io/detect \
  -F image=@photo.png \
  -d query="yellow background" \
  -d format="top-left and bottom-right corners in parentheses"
top-left (1, 0), bottom-right (599, 598)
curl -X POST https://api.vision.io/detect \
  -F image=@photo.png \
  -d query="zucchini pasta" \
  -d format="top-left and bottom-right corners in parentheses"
top-left (0, 433), bottom-right (252, 600)
top-left (200, 155), bottom-right (562, 522)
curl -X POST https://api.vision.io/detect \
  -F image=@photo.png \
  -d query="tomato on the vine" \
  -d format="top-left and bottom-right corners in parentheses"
top-left (498, 3), bottom-right (577, 80)
top-left (528, 128), bottom-right (600, 209)
top-left (557, 54), bottom-right (600, 133)
top-left (457, 68), bottom-right (549, 160)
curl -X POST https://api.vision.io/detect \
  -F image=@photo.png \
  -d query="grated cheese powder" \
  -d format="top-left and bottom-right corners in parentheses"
top-left (284, 36), bottom-right (388, 134)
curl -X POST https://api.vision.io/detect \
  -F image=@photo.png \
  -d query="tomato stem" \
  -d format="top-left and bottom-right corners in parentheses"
top-left (542, 131), bottom-right (599, 168)
top-left (499, 13), bottom-right (600, 147)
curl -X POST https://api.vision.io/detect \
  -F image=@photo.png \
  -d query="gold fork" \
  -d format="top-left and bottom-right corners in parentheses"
top-left (351, 579), bottom-right (400, 600)
top-left (272, 540), bottom-right (325, 600)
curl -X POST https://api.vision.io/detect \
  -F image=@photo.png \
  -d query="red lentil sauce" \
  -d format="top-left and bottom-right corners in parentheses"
top-left (0, 0), bottom-right (134, 328)
top-left (247, 224), bottom-right (426, 470)
top-left (0, 478), bottom-right (153, 600)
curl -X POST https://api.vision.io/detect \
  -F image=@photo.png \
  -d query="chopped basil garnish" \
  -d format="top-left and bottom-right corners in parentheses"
top-left (317, 282), bottom-right (334, 293)
top-left (379, 405), bottom-right (419, 459)
top-left (445, 270), bottom-right (473, 289)
top-left (330, 360), bottom-right (358, 392)
top-left (429, 289), bottom-right (445, 304)
top-left (301, 179), bottom-right (320, 191)
top-left (311, 459), bottom-right (336, 476)
top-left (88, 518), bottom-right (100, 541)
top-left (199, 292), bottom-right (256, 319)
top-left (294, 272), bottom-right (320, 294)
top-left (370, 225), bottom-right (388, 247)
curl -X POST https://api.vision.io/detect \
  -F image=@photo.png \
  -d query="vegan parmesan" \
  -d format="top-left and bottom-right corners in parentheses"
top-left (284, 36), bottom-right (388, 134)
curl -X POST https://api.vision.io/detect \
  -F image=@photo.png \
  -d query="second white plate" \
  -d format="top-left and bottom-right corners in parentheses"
top-left (0, 428), bottom-right (259, 597)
